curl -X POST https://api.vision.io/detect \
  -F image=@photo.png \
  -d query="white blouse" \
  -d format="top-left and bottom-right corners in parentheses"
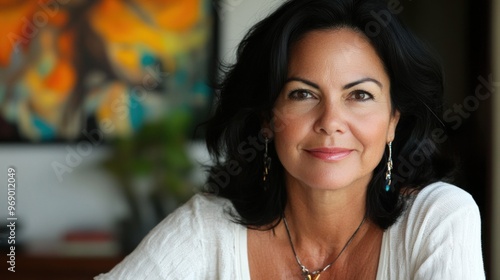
top-left (95, 182), bottom-right (485, 279)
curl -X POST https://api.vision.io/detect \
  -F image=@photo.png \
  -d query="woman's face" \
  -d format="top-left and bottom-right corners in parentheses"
top-left (272, 28), bottom-right (399, 191)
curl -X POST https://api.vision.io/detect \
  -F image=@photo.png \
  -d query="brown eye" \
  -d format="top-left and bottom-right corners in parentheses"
top-left (288, 89), bottom-right (314, 100)
top-left (350, 90), bottom-right (374, 101)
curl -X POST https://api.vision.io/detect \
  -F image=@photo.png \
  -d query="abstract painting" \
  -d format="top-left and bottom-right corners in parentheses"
top-left (0, 0), bottom-right (216, 142)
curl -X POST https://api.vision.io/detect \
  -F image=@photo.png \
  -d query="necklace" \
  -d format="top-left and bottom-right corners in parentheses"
top-left (283, 215), bottom-right (367, 280)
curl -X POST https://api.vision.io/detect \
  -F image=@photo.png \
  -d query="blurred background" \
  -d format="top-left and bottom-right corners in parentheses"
top-left (0, 0), bottom-right (498, 279)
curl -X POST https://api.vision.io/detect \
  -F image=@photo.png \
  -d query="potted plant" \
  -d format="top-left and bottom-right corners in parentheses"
top-left (102, 108), bottom-right (195, 253)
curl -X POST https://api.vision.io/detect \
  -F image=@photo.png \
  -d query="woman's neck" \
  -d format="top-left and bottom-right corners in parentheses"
top-left (282, 178), bottom-right (369, 257)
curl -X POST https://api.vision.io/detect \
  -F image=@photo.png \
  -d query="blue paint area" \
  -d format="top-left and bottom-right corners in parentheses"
top-left (193, 82), bottom-right (210, 97)
top-left (141, 53), bottom-right (156, 67)
top-left (129, 92), bottom-right (145, 131)
top-left (32, 115), bottom-right (56, 141)
top-left (174, 69), bottom-right (188, 85)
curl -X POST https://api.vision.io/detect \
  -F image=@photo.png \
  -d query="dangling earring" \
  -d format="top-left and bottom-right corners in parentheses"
top-left (263, 136), bottom-right (272, 182)
top-left (385, 142), bottom-right (393, 192)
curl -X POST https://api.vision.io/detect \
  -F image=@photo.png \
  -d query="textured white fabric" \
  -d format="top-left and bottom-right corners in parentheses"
top-left (95, 193), bottom-right (247, 279)
top-left (95, 182), bottom-right (484, 279)
top-left (376, 182), bottom-right (485, 280)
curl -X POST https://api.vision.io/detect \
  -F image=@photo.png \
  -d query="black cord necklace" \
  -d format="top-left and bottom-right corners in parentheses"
top-left (283, 215), bottom-right (367, 280)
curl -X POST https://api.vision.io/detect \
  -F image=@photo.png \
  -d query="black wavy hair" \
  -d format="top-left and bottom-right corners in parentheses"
top-left (203, 0), bottom-right (454, 229)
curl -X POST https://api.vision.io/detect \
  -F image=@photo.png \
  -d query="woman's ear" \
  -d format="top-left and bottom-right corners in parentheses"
top-left (260, 112), bottom-right (274, 138)
top-left (387, 110), bottom-right (400, 142)
top-left (260, 121), bottom-right (274, 139)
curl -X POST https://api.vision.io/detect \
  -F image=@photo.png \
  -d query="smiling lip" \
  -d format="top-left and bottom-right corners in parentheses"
top-left (305, 147), bottom-right (353, 161)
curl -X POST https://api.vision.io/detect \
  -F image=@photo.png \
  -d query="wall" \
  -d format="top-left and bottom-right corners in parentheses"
top-left (0, 145), bottom-right (127, 242)
top-left (0, 0), bottom-right (285, 247)
top-left (0, 142), bottom-right (211, 244)
top-left (218, 0), bottom-right (283, 65)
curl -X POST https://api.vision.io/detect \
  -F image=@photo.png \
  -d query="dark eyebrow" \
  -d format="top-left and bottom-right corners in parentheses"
top-left (285, 77), bottom-right (320, 89)
top-left (343, 78), bottom-right (383, 90)
top-left (285, 77), bottom-right (383, 90)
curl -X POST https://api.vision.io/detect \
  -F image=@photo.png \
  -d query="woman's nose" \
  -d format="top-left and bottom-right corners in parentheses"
top-left (313, 102), bottom-right (347, 135)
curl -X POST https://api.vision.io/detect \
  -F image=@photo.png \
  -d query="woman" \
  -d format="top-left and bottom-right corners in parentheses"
top-left (96, 0), bottom-right (484, 279)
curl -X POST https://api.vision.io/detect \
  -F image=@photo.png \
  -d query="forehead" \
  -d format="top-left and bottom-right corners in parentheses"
top-left (288, 28), bottom-right (389, 86)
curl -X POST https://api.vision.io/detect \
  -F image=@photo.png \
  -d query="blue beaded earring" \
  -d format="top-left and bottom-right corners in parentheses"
top-left (385, 142), bottom-right (393, 192)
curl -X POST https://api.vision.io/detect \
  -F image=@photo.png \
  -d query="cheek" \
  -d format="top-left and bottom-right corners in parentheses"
top-left (350, 102), bottom-right (393, 137)
top-left (272, 102), bottom-right (315, 134)
top-left (273, 119), bottom-right (305, 149)
top-left (273, 132), bottom-right (294, 171)
top-left (272, 116), bottom-right (311, 163)
top-left (351, 115), bottom-right (391, 155)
